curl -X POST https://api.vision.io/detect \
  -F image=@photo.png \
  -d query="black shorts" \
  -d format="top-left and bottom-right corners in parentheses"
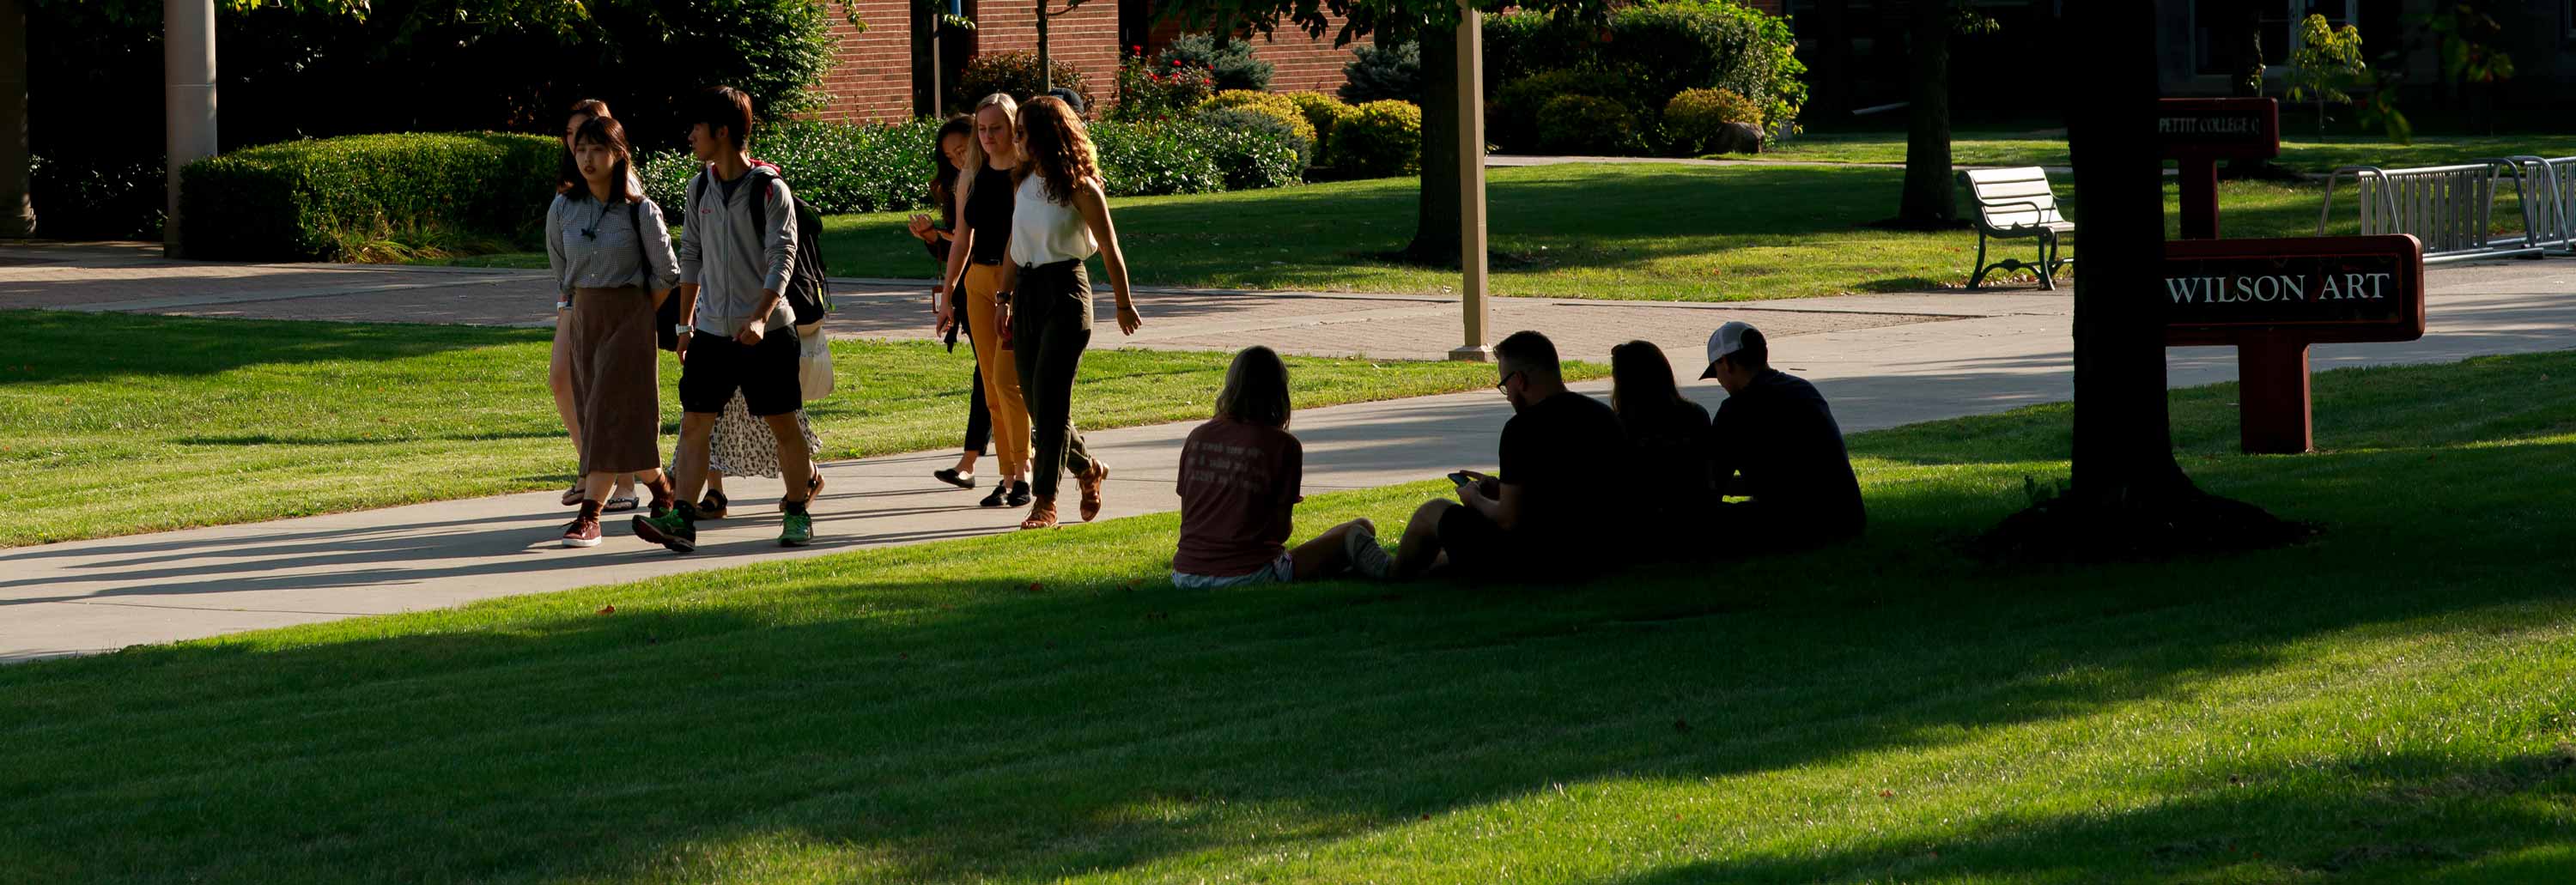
top-left (1436, 504), bottom-right (1516, 577)
top-left (679, 328), bottom-right (802, 416)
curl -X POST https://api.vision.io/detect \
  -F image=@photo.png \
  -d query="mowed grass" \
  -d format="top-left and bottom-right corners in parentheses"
top-left (0, 311), bottom-right (1584, 547)
top-left (1765, 129), bottom-right (2574, 173)
top-left (6, 350), bottom-right (2576, 882)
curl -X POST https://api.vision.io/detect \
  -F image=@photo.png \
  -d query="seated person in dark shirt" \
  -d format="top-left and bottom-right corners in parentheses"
top-left (1388, 330), bottom-right (1631, 580)
top-left (1697, 321), bottom-right (1866, 543)
top-left (1611, 340), bottom-right (1713, 545)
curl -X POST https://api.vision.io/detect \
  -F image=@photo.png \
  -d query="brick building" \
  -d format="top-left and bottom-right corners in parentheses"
top-left (809, 1), bottom-right (1378, 123)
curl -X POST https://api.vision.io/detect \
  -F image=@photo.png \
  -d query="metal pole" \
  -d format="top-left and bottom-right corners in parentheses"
top-left (1448, 3), bottom-right (1492, 362)
top-left (164, 0), bottom-right (217, 257)
top-left (1036, 0), bottom-right (1052, 94)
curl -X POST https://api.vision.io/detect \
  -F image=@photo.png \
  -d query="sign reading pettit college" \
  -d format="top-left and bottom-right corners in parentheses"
top-left (2163, 234), bottom-right (2425, 347)
top-left (2156, 98), bottom-right (2281, 161)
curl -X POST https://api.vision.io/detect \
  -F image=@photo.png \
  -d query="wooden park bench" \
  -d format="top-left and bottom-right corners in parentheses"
top-left (1963, 167), bottom-right (2075, 289)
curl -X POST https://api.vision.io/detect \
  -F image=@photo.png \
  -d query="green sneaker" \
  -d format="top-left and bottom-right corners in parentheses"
top-left (632, 504), bottom-right (696, 553)
top-left (779, 510), bottom-right (814, 547)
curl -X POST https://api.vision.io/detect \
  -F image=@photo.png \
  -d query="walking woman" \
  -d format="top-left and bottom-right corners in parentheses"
top-left (911, 115), bottom-right (992, 492)
top-left (936, 94), bottom-right (1034, 510)
top-left (545, 114), bottom-right (681, 546)
top-left (994, 95), bottom-right (1144, 530)
top-left (553, 99), bottom-right (642, 512)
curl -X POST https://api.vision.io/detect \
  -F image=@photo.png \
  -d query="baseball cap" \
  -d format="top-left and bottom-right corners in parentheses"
top-left (1699, 321), bottom-right (1756, 379)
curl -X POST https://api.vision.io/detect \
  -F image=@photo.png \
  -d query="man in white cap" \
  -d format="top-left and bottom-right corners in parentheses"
top-left (1698, 321), bottom-right (1866, 543)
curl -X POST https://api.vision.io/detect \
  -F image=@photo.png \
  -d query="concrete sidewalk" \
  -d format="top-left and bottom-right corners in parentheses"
top-left (7, 260), bottom-right (2573, 662)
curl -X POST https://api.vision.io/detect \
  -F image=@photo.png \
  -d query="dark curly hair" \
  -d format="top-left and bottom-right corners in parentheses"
top-left (1013, 96), bottom-right (1101, 206)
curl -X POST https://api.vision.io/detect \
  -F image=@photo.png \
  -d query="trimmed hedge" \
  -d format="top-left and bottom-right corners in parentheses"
top-left (1333, 100), bottom-right (1423, 179)
top-left (1187, 108), bottom-right (1313, 181)
top-left (1279, 91), bottom-right (1354, 162)
top-left (1662, 88), bottom-right (1765, 155)
top-left (178, 133), bottom-right (557, 262)
top-left (1537, 95), bottom-right (1644, 155)
top-left (1199, 90), bottom-right (1319, 147)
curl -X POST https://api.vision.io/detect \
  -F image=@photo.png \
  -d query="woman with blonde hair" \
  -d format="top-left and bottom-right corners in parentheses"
top-left (935, 94), bottom-right (1035, 510)
top-left (995, 95), bottom-right (1143, 530)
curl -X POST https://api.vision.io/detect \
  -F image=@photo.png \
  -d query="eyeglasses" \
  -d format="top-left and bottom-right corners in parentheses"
top-left (1494, 370), bottom-right (1522, 394)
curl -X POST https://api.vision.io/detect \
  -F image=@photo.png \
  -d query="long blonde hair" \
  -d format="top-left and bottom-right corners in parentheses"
top-left (956, 94), bottom-right (1019, 217)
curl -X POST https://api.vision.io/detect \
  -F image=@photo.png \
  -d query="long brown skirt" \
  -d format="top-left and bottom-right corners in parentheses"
top-left (568, 286), bottom-right (661, 475)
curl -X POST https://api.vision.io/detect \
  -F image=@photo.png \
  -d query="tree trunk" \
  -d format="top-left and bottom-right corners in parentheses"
top-left (2064, 0), bottom-right (2195, 512)
top-left (1406, 27), bottom-right (1461, 266)
top-left (1893, 0), bottom-right (1953, 226)
top-left (1811, 0), bottom-right (1853, 118)
top-left (0, 0), bottom-right (33, 237)
top-left (1036, 0), bottom-right (1054, 93)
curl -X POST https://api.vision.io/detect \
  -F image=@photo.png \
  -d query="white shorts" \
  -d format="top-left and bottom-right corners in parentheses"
top-left (1172, 552), bottom-right (1295, 589)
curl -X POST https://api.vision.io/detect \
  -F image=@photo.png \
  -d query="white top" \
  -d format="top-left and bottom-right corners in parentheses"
top-left (1006, 172), bottom-right (1097, 267)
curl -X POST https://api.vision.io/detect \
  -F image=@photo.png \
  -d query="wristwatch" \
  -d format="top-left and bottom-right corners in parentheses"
top-left (673, 323), bottom-right (693, 338)
top-left (993, 290), bottom-right (1012, 306)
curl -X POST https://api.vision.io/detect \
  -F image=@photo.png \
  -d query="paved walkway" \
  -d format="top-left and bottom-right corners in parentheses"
top-left (5, 245), bottom-right (2573, 661)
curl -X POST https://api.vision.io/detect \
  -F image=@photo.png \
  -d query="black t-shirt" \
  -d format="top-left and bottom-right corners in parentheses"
top-left (964, 165), bottom-right (1014, 263)
top-left (1498, 390), bottom-right (1630, 543)
top-left (1620, 397), bottom-right (1713, 498)
top-left (1707, 369), bottom-right (1865, 538)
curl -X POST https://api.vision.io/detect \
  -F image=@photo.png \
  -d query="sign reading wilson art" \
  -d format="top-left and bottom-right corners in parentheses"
top-left (2163, 234), bottom-right (2425, 346)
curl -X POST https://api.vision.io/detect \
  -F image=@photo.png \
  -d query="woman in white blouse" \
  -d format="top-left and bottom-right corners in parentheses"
top-left (993, 96), bottom-right (1142, 530)
top-left (544, 115), bottom-right (682, 548)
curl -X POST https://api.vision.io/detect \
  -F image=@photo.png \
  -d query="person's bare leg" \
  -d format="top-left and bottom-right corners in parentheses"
top-left (764, 412), bottom-right (814, 506)
top-left (953, 449), bottom-right (981, 475)
top-left (672, 413), bottom-right (718, 505)
top-left (1394, 500), bottom-right (1454, 580)
top-left (550, 312), bottom-right (581, 453)
top-left (705, 468), bottom-right (726, 496)
top-left (1290, 518), bottom-right (1376, 580)
top-left (582, 471), bottom-right (617, 503)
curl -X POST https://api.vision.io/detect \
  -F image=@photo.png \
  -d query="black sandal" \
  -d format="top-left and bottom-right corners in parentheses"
top-left (1005, 479), bottom-right (1032, 508)
top-left (696, 489), bottom-right (729, 520)
top-left (933, 468), bottom-right (975, 489)
top-left (978, 483), bottom-right (1010, 507)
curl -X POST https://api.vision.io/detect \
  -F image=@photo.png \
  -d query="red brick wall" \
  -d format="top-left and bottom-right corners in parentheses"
top-left (1140, 13), bottom-right (1370, 97)
top-left (974, 0), bottom-right (1126, 107)
top-left (814, 0), bottom-right (915, 123)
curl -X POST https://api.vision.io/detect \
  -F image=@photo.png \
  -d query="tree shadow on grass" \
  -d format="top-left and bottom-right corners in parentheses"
top-left (4, 309), bottom-right (546, 385)
top-left (6, 409), bottom-right (2576, 882)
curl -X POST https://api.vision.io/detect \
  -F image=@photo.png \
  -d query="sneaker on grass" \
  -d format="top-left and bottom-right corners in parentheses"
top-left (780, 510), bottom-right (813, 547)
top-left (632, 503), bottom-right (697, 554)
top-left (1346, 522), bottom-right (1392, 580)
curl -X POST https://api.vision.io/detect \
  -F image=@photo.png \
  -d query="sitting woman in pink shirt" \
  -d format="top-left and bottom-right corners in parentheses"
top-left (1172, 346), bottom-right (1392, 588)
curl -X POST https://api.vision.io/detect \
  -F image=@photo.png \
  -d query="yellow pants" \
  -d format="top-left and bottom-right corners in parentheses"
top-left (964, 262), bottom-right (1031, 476)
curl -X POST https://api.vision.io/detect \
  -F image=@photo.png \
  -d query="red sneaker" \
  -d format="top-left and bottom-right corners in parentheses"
top-left (560, 515), bottom-right (602, 548)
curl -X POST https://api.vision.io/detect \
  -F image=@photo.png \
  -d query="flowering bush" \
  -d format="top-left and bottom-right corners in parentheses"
top-left (1110, 47), bottom-right (1218, 122)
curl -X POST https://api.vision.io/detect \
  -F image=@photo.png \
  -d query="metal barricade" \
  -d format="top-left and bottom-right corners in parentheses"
top-left (2506, 155), bottom-right (2576, 253)
top-left (2316, 160), bottom-right (2548, 264)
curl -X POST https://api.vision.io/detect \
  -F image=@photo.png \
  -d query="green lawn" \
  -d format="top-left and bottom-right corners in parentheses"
top-left (8, 350), bottom-right (2576, 882)
top-left (433, 151), bottom-right (2546, 299)
top-left (0, 311), bottom-right (1579, 548)
top-left (1764, 129), bottom-right (2573, 173)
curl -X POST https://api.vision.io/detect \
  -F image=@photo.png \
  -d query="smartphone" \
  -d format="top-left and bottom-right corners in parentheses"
top-left (1446, 470), bottom-right (1475, 486)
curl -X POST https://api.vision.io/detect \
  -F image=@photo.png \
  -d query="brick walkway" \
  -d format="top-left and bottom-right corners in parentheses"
top-left (1, 240), bottom-right (2062, 364)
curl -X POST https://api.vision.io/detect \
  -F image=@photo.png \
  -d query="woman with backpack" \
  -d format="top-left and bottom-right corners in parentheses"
top-left (993, 96), bottom-right (1143, 530)
top-left (544, 114), bottom-right (681, 547)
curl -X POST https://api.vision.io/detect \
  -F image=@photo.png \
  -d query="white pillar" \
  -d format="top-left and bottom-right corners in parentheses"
top-left (164, 0), bottom-right (216, 256)
top-left (1448, 4), bottom-right (1492, 362)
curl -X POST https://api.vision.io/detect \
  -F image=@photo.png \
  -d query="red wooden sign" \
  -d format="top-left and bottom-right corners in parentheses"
top-left (2162, 235), bottom-right (2425, 346)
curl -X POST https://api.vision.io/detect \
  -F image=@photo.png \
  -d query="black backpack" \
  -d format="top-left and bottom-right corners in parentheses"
top-left (665, 165), bottom-right (833, 346)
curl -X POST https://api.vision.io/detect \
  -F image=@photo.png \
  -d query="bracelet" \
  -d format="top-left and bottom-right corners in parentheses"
top-left (993, 291), bottom-right (1012, 306)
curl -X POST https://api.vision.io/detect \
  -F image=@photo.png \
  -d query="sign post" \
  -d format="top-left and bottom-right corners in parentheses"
top-left (1450, 3), bottom-right (1493, 362)
top-left (2152, 97), bottom-right (2424, 455)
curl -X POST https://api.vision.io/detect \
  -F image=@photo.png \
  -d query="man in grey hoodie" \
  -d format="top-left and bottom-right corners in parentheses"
top-left (633, 86), bottom-right (817, 551)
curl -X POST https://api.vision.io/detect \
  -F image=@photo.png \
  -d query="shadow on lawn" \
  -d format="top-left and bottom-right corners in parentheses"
top-left (7, 415), bottom-right (2576, 881)
top-left (6, 309), bottom-right (546, 385)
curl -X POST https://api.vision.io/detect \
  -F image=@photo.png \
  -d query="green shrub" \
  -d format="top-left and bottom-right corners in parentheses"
top-left (1490, 69), bottom-right (1636, 153)
top-left (1659, 87), bottom-right (1764, 155)
top-left (1339, 41), bottom-right (1422, 104)
top-left (1157, 33), bottom-right (1274, 92)
top-left (640, 119), bottom-right (940, 217)
top-left (1090, 123), bottom-right (1228, 197)
top-left (1481, 12), bottom-right (1595, 91)
top-left (28, 153), bottom-right (167, 240)
top-left (178, 132), bottom-right (557, 262)
top-left (1607, 0), bottom-right (1806, 133)
top-left (1190, 106), bottom-right (1315, 173)
top-left (1198, 90), bottom-right (1320, 146)
top-left (1279, 91), bottom-right (1354, 164)
top-left (1175, 124), bottom-right (1306, 191)
top-left (1536, 94), bottom-right (1643, 155)
top-left (959, 52), bottom-right (1096, 110)
top-left (1333, 100), bottom-right (1422, 178)
top-left (1111, 55), bottom-right (1217, 122)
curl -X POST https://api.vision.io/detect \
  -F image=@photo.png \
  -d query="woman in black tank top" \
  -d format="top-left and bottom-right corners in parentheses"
top-left (934, 94), bottom-right (1035, 509)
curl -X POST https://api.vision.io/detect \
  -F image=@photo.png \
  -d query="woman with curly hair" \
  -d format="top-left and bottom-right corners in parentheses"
top-left (994, 96), bottom-right (1142, 530)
